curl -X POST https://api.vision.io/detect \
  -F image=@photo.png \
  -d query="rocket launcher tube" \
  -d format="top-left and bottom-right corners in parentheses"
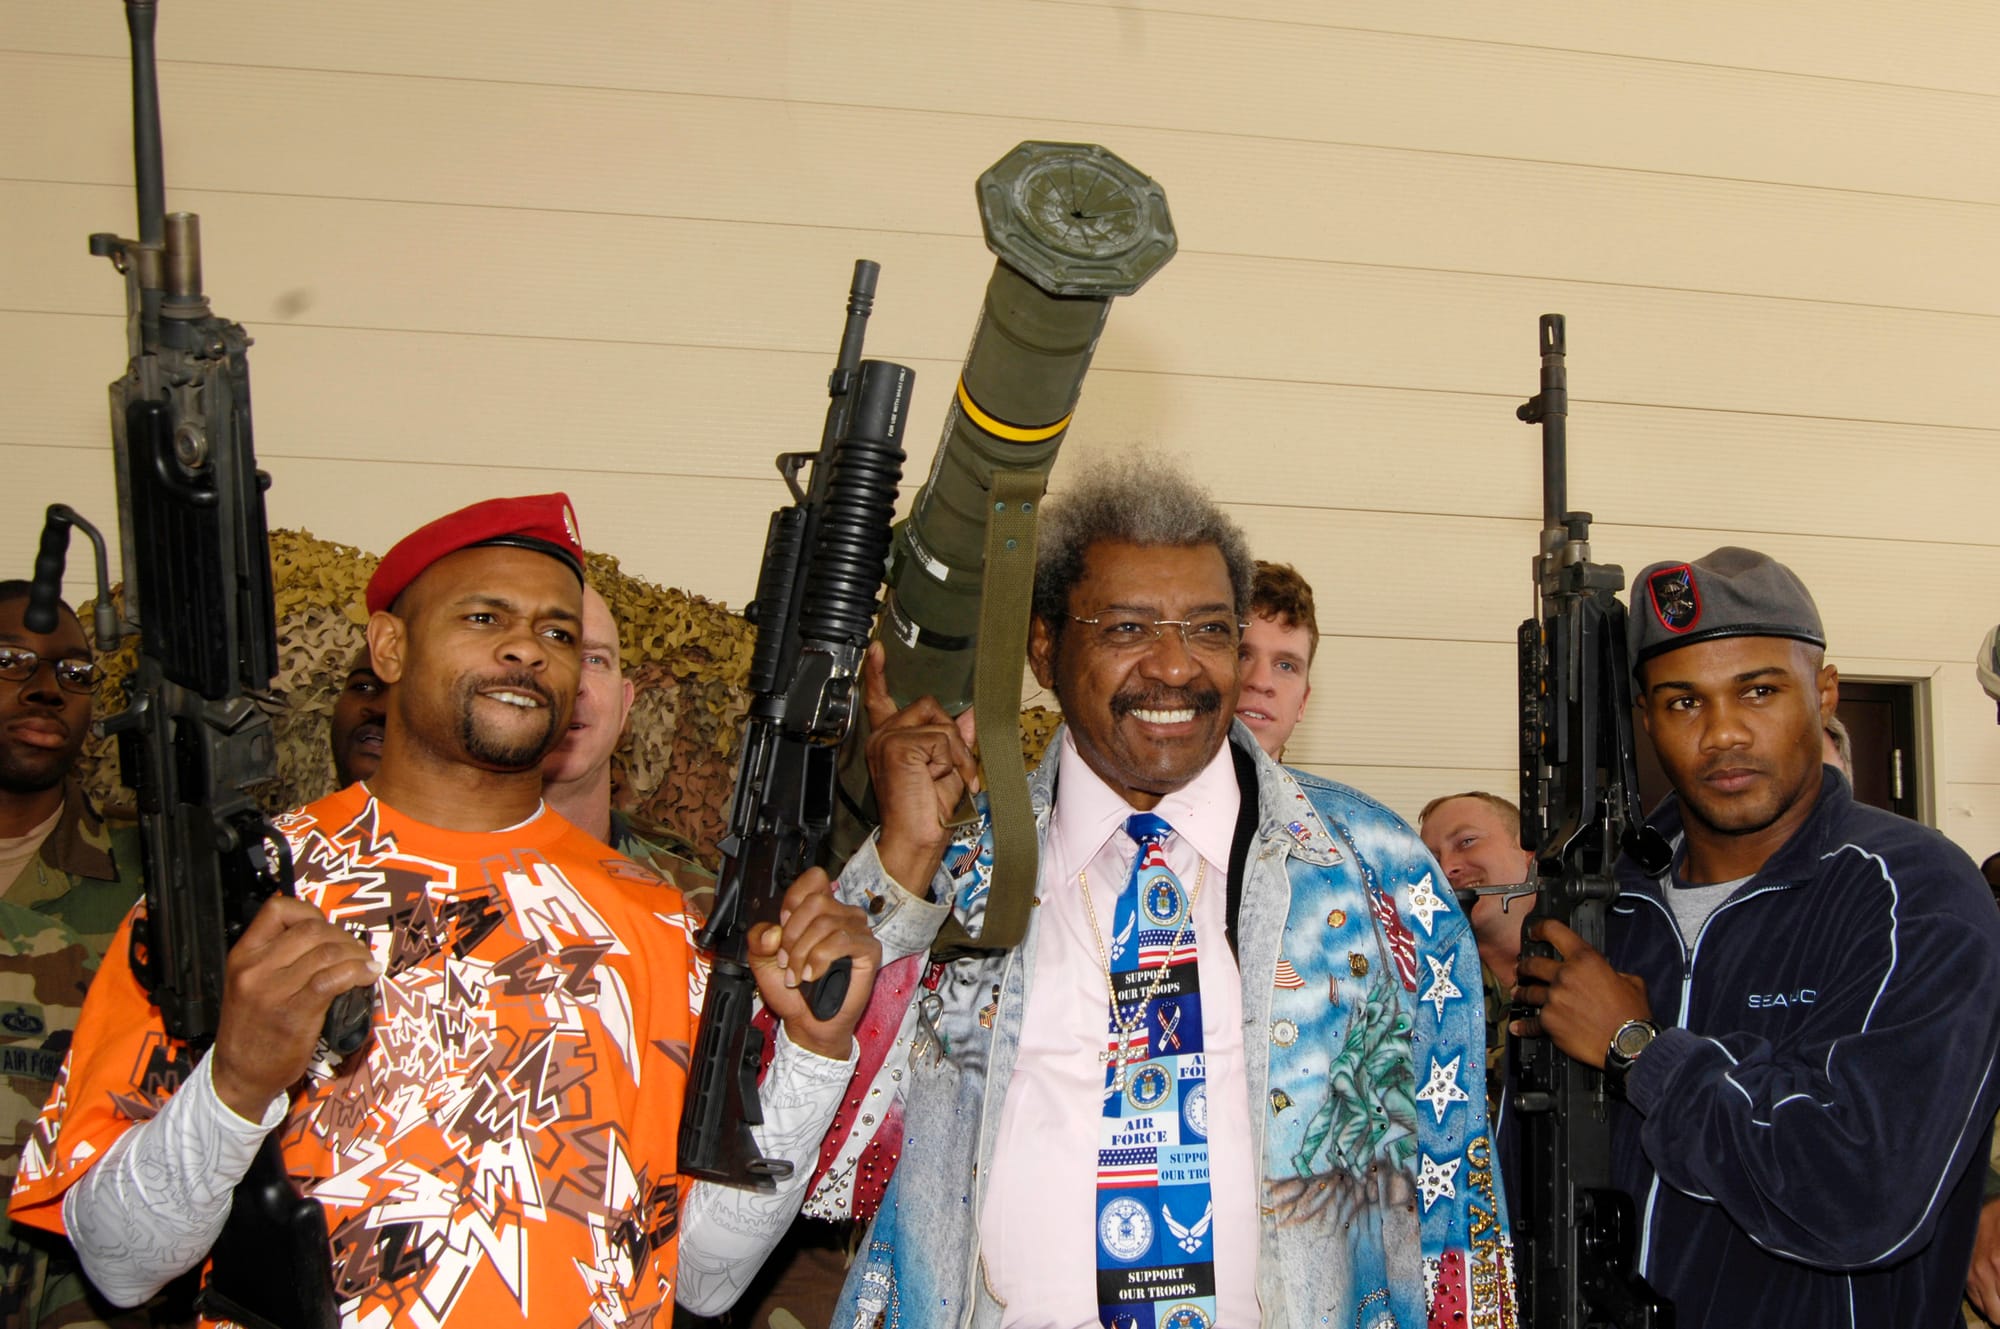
top-left (829, 143), bottom-right (1175, 892)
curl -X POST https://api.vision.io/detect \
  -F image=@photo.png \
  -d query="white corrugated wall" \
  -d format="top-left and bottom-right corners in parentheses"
top-left (4, 2), bottom-right (1997, 848)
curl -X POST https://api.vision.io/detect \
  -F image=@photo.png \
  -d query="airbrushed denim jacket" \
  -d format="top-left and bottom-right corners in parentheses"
top-left (824, 727), bottom-right (1515, 1328)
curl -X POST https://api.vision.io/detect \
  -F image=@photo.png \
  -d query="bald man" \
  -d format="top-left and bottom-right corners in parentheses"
top-left (542, 585), bottom-right (715, 914)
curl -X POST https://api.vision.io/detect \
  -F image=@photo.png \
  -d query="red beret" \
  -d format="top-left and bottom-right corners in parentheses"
top-left (365, 493), bottom-right (586, 615)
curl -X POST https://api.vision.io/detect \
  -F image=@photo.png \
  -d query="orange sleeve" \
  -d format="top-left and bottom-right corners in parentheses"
top-left (8, 904), bottom-right (188, 1234)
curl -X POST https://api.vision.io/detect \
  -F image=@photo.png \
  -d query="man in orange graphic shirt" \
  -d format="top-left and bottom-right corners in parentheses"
top-left (10, 493), bottom-right (882, 1326)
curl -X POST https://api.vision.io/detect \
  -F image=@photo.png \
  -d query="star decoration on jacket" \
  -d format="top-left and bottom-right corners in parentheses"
top-left (1416, 1053), bottom-right (1471, 1123)
top-left (1406, 872), bottom-right (1449, 935)
top-left (1416, 1152), bottom-right (1461, 1211)
top-left (1420, 954), bottom-right (1462, 1020)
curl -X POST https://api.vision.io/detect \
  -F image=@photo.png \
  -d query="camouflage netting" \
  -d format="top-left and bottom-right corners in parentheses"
top-left (1020, 705), bottom-right (1060, 770)
top-left (76, 530), bottom-right (1065, 865)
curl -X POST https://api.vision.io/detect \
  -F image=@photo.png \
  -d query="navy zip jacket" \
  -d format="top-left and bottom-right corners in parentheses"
top-left (1606, 768), bottom-right (2000, 1327)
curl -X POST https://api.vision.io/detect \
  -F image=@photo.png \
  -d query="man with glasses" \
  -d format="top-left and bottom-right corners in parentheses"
top-left (0, 581), bottom-right (156, 1327)
top-left (825, 460), bottom-right (1512, 1328)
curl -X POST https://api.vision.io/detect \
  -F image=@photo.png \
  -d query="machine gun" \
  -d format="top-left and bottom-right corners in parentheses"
top-left (677, 261), bottom-right (914, 1189)
top-left (826, 141), bottom-right (1176, 955)
top-left (1510, 314), bottom-right (1673, 1328)
top-left (24, 4), bottom-right (371, 1325)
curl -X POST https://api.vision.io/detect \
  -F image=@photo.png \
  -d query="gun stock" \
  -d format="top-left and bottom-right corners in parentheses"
top-left (1513, 314), bottom-right (1673, 1329)
top-left (678, 261), bottom-right (912, 1189)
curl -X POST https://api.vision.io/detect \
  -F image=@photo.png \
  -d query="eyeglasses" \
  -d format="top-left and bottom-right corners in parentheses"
top-left (1068, 613), bottom-right (1246, 654)
top-left (0, 646), bottom-right (102, 695)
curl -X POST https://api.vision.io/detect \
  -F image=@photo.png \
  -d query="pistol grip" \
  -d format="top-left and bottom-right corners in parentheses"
top-left (321, 986), bottom-right (374, 1058)
top-left (24, 510), bottom-right (71, 634)
top-left (800, 956), bottom-right (852, 1022)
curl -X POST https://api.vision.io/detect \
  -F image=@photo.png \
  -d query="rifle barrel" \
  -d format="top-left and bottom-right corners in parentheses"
top-left (124, 1), bottom-right (164, 247)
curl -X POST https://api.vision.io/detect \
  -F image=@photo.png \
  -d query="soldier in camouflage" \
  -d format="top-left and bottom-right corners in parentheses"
top-left (541, 585), bottom-right (717, 919)
top-left (0, 582), bottom-right (156, 1329)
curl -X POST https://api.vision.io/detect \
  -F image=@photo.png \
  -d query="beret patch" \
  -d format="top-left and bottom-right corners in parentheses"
top-left (1646, 564), bottom-right (1701, 634)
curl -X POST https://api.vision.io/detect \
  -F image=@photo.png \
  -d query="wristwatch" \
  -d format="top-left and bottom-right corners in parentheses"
top-left (1603, 1018), bottom-right (1658, 1095)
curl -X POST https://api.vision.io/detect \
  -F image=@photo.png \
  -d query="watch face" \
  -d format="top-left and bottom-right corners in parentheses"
top-left (1614, 1021), bottom-right (1656, 1058)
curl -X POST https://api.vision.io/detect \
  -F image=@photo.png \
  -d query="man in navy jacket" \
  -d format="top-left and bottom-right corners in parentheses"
top-left (1514, 546), bottom-right (2000, 1327)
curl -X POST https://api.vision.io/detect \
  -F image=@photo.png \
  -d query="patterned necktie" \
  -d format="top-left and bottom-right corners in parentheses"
top-left (1094, 812), bottom-right (1217, 1329)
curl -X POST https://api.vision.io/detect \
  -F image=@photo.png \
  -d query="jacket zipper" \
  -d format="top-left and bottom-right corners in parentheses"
top-left (1630, 876), bottom-right (1799, 1275)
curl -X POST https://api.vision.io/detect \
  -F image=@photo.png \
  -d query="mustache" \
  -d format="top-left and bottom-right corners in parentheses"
top-left (4, 706), bottom-right (70, 737)
top-left (1110, 685), bottom-right (1223, 718)
top-left (467, 670), bottom-right (557, 709)
top-left (1699, 759), bottom-right (1770, 780)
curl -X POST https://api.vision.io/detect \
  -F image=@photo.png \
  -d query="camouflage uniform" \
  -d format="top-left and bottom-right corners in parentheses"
top-left (0, 783), bottom-right (154, 1329)
top-left (609, 809), bottom-right (717, 923)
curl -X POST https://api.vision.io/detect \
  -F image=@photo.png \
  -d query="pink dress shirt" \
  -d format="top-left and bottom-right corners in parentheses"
top-left (978, 734), bottom-right (1260, 1327)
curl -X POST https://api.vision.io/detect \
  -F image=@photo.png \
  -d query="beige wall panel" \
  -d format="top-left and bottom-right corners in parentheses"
top-left (1939, 785), bottom-right (2000, 861)
top-left (11, 183), bottom-right (1999, 436)
top-left (1056, 1), bottom-right (2000, 95)
top-left (1148, 259), bottom-right (2000, 431)
top-left (10, 313), bottom-right (120, 455)
top-left (1063, 379), bottom-right (2000, 549)
top-left (1302, 765), bottom-right (1520, 828)
top-left (1280, 638), bottom-right (1516, 773)
top-left (17, 304), bottom-right (1994, 557)
top-left (1945, 686), bottom-right (2000, 788)
top-left (11, 3), bottom-right (1997, 202)
top-left (2, 312), bottom-right (970, 485)
top-left (10, 52), bottom-right (1997, 319)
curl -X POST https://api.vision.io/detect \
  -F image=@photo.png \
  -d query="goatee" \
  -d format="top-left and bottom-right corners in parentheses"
top-left (453, 672), bottom-right (561, 770)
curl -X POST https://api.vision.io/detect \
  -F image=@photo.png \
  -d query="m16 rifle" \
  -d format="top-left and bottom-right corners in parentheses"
top-left (1511, 314), bottom-right (1673, 1328)
top-left (677, 261), bottom-right (914, 1189)
top-left (827, 141), bottom-right (1176, 955)
top-left (24, 4), bottom-right (371, 1325)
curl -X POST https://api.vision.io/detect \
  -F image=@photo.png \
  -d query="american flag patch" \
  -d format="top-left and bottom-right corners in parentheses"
top-left (1104, 1027), bottom-right (1151, 1062)
top-left (1136, 928), bottom-right (1191, 969)
top-left (1097, 1146), bottom-right (1159, 1188)
top-left (1273, 957), bottom-right (1306, 989)
top-left (1369, 887), bottom-right (1420, 992)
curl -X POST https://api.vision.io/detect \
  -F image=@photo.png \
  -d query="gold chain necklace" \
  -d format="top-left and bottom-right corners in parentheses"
top-left (1079, 849), bottom-right (1205, 1093)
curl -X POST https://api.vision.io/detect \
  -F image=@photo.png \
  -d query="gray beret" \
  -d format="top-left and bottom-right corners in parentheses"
top-left (1628, 546), bottom-right (1824, 671)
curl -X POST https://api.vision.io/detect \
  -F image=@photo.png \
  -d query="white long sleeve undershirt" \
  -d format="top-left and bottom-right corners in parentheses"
top-left (63, 1026), bottom-right (854, 1317)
